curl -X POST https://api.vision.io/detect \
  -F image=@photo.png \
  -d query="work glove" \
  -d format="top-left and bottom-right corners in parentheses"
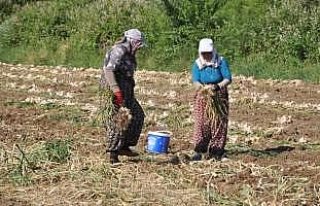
top-left (114, 91), bottom-right (124, 106)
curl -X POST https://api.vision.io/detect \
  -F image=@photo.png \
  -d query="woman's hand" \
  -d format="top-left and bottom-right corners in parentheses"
top-left (193, 82), bottom-right (203, 91)
top-left (212, 84), bottom-right (220, 91)
top-left (203, 84), bottom-right (212, 90)
top-left (114, 91), bottom-right (124, 106)
top-left (218, 79), bottom-right (231, 88)
top-left (204, 84), bottom-right (220, 91)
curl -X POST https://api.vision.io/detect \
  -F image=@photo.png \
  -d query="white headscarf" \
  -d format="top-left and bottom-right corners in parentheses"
top-left (124, 29), bottom-right (146, 54)
top-left (196, 38), bottom-right (221, 69)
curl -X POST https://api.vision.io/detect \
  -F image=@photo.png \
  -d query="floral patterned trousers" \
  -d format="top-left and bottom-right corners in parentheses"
top-left (192, 88), bottom-right (229, 155)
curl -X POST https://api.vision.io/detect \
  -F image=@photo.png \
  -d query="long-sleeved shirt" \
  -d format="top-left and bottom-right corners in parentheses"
top-left (100, 41), bottom-right (137, 99)
top-left (192, 57), bottom-right (232, 84)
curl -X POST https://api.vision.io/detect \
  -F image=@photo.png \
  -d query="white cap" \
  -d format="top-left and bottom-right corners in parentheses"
top-left (198, 38), bottom-right (214, 53)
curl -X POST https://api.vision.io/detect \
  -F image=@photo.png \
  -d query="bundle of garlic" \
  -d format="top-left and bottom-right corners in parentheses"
top-left (96, 88), bottom-right (132, 132)
top-left (199, 86), bottom-right (228, 129)
top-left (113, 107), bottom-right (132, 132)
top-left (95, 88), bottom-right (114, 126)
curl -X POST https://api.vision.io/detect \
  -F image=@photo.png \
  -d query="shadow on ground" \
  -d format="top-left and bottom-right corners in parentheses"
top-left (226, 145), bottom-right (295, 158)
top-left (123, 145), bottom-right (296, 165)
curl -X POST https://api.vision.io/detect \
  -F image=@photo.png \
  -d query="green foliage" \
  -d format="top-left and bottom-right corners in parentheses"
top-left (216, 0), bottom-right (320, 63)
top-left (9, 165), bottom-right (33, 186)
top-left (5, 140), bottom-right (72, 186)
top-left (8, 144), bottom-right (34, 186)
top-left (46, 107), bottom-right (86, 124)
top-left (0, 0), bottom-right (44, 22)
top-left (0, 0), bottom-right (319, 82)
top-left (5, 100), bottom-right (35, 108)
top-left (29, 139), bottom-right (72, 163)
top-left (42, 139), bottom-right (72, 163)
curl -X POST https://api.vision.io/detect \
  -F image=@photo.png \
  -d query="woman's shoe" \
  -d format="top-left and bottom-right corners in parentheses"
top-left (117, 146), bottom-right (139, 157)
top-left (208, 148), bottom-right (225, 161)
top-left (110, 152), bottom-right (120, 164)
top-left (190, 152), bottom-right (202, 161)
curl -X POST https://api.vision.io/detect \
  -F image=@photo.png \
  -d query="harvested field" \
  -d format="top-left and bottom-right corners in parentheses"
top-left (1, 62), bottom-right (320, 205)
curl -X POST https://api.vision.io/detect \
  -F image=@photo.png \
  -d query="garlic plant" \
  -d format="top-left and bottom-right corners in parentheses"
top-left (200, 86), bottom-right (228, 129)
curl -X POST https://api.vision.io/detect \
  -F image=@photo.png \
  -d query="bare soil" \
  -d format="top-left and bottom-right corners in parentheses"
top-left (1, 63), bottom-right (320, 205)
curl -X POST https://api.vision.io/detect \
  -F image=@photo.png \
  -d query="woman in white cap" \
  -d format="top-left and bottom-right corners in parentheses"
top-left (190, 38), bottom-right (232, 161)
top-left (100, 29), bottom-right (146, 163)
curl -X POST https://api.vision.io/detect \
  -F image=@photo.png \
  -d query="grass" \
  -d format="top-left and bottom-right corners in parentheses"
top-left (1, 1), bottom-right (319, 83)
top-left (8, 166), bottom-right (33, 186)
top-left (4, 100), bottom-right (61, 110)
top-left (45, 107), bottom-right (86, 124)
top-left (2, 43), bottom-right (319, 83)
top-left (234, 56), bottom-right (320, 84)
top-left (4, 100), bottom-right (36, 108)
top-left (6, 144), bottom-right (35, 186)
top-left (0, 131), bottom-right (318, 205)
top-left (28, 139), bottom-right (72, 164)
top-left (1, 139), bottom-right (72, 187)
top-left (165, 104), bottom-right (186, 131)
top-left (226, 144), bottom-right (295, 158)
top-left (205, 187), bottom-right (249, 205)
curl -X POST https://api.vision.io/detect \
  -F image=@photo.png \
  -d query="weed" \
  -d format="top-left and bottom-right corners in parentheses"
top-left (43, 139), bottom-right (72, 163)
top-left (205, 188), bottom-right (245, 206)
top-left (9, 166), bottom-right (32, 186)
top-left (40, 102), bottom-right (61, 110)
top-left (7, 145), bottom-right (35, 186)
top-left (4, 101), bottom-right (35, 108)
top-left (28, 139), bottom-right (72, 164)
top-left (165, 104), bottom-right (189, 132)
top-left (46, 107), bottom-right (86, 124)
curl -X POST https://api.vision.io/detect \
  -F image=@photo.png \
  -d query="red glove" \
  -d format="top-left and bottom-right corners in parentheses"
top-left (114, 91), bottom-right (124, 106)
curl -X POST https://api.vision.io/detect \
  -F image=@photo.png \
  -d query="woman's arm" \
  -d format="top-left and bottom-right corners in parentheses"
top-left (218, 58), bottom-right (232, 89)
top-left (192, 63), bottom-right (202, 90)
top-left (104, 70), bottom-right (120, 92)
top-left (103, 46), bottom-right (126, 92)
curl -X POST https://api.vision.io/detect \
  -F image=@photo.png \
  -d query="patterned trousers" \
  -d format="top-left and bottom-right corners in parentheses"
top-left (105, 97), bottom-right (145, 152)
top-left (192, 88), bottom-right (229, 155)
